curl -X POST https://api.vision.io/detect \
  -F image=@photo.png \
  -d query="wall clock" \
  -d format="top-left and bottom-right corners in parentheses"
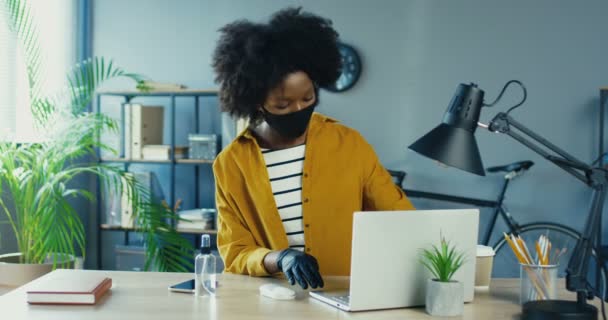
top-left (325, 42), bottom-right (362, 93)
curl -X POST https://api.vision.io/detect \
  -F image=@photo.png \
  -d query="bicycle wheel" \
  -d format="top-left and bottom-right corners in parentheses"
top-left (492, 223), bottom-right (582, 278)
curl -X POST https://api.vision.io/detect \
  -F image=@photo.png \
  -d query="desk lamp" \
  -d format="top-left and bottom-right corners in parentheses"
top-left (409, 80), bottom-right (605, 320)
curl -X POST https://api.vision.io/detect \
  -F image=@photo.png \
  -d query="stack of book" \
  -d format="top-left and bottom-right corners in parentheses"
top-left (142, 145), bottom-right (188, 160)
top-left (138, 81), bottom-right (187, 92)
top-left (177, 208), bottom-right (216, 231)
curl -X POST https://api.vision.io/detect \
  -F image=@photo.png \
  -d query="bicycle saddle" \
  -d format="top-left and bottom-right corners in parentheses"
top-left (486, 161), bottom-right (534, 173)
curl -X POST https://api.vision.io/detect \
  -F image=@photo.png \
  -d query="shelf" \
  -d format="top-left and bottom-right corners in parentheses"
top-left (96, 87), bottom-right (222, 269)
top-left (100, 158), bottom-right (214, 165)
top-left (100, 224), bottom-right (217, 235)
top-left (175, 159), bottom-right (214, 165)
top-left (175, 227), bottom-right (218, 235)
top-left (98, 89), bottom-right (218, 97)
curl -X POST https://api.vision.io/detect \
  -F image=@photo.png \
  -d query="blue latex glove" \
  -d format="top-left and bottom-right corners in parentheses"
top-left (277, 249), bottom-right (324, 289)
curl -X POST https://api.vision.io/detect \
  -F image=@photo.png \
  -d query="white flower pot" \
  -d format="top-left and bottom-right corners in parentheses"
top-left (425, 278), bottom-right (464, 317)
top-left (0, 252), bottom-right (74, 287)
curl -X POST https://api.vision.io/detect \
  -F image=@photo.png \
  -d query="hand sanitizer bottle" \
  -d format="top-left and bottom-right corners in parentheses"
top-left (195, 234), bottom-right (216, 296)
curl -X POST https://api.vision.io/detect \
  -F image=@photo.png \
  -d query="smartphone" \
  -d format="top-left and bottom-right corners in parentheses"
top-left (168, 279), bottom-right (195, 293)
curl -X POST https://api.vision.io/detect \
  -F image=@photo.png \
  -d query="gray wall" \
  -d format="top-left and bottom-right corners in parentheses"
top-left (91, 0), bottom-right (608, 274)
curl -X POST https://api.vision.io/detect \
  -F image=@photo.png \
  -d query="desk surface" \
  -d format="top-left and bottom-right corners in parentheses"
top-left (0, 270), bottom-right (603, 320)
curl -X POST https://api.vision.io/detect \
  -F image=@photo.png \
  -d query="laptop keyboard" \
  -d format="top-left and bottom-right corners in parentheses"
top-left (331, 295), bottom-right (350, 305)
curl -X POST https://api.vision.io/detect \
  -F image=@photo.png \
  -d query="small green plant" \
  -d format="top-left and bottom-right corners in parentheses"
top-left (420, 236), bottom-right (466, 282)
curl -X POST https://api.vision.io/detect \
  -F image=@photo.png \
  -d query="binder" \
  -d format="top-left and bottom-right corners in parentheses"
top-left (120, 173), bottom-right (135, 228)
top-left (124, 104), bottom-right (131, 158)
top-left (131, 105), bottom-right (164, 159)
top-left (120, 172), bottom-right (165, 228)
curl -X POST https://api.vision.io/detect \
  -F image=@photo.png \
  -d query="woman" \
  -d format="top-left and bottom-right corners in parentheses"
top-left (212, 7), bottom-right (414, 290)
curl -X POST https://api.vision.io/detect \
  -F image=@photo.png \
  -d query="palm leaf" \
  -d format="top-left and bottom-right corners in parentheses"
top-left (2, 0), bottom-right (193, 271)
top-left (67, 57), bottom-right (147, 116)
top-left (98, 165), bottom-right (194, 271)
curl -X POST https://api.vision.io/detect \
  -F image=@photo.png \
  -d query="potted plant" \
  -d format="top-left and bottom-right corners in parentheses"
top-left (420, 236), bottom-right (467, 317)
top-left (0, 0), bottom-right (194, 286)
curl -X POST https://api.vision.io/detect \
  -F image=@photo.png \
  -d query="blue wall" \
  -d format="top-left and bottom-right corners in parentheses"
top-left (91, 0), bottom-right (608, 275)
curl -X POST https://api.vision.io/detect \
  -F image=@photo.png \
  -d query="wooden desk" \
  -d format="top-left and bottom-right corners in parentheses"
top-left (0, 270), bottom-right (602, 319)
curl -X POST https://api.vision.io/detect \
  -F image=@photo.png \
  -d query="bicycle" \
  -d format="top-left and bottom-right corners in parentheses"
top-left (390, 160), bottom-right (583, 278)
top-left (482, 161), bottom-right (583, 278)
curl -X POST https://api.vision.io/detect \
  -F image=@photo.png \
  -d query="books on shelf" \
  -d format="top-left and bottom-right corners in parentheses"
top-left (141, 145), bottom-right (188, 160)
top-left (124, 105), bottom-right (132, 158)
top-left (26, 270), bottom-right (112, 305)
top-left (177, 208), bottom-right (216, 230)
top-left (120, 175), bottom-right (134, 228)
top-left (100, 103), bottom-right (164, 160)
top-left (138, 80), bottom-right (187, 92)
top-left (101, 181), bottom-right (122, 226)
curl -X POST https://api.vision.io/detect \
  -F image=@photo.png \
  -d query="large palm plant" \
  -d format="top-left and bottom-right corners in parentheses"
top-left (1, 0), bottom-right (194, 271)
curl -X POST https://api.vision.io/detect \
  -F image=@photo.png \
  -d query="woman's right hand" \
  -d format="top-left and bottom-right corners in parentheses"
top-left (277, 249), bottom-right (324, 289)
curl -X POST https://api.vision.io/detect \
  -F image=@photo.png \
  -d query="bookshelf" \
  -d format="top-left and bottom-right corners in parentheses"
top-left (95, 89), bottom-right (223, 270)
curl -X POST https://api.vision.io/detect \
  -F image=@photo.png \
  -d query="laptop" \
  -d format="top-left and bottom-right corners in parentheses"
top-left (309, 209), bottom-right (479, 312)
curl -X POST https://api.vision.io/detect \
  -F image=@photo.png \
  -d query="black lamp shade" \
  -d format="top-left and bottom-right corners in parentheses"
top-left (408, 83), bottom-right (486, 176)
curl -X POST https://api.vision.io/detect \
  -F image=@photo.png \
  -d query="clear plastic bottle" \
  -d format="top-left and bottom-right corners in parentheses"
top-left (195, 234), bottom-right (217, 296)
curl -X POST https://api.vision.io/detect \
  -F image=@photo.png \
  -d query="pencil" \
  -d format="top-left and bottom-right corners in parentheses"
top-left (503, 233), bottom-right (548, 299)
top-left (518, 236), bottom-right (534, 264)
top-left (535, 242), bottom-right (543, 265)
top-left (504, 233), bottom-right (527, 264)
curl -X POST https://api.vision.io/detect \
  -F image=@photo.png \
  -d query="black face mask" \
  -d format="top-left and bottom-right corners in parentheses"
top-left (262, 102), bottom-right (317, 139)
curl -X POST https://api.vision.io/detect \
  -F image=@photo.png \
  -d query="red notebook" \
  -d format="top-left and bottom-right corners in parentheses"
top-left (26, 270), bottom-right (112, 305)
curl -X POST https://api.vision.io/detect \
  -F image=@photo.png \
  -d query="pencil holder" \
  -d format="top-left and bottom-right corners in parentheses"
top-left (519, 263), bottom-right (557, 305)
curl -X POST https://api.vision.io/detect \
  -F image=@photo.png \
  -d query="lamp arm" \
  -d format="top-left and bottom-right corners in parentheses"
top-left (488, 111), bottom-right (608, 305)
top-left (488, 112), bottom-right (592, 185)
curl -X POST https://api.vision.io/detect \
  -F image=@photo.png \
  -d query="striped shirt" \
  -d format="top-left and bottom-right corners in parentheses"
top-left (262, 144), bottom-right (306, 251)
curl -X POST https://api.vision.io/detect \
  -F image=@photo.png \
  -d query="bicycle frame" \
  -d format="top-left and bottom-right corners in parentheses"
top-left (404, 171), bottom-right (543, 247)
top-left (482, 177), bottom-right (520, 246)
top-left (396, 170), bottom-right (574, 251)
top-left (402, 188), bottom-right (497, 208)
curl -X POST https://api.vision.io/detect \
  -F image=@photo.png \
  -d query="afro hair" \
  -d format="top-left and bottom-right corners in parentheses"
top-left (212, 7), bottom-right (341, 123)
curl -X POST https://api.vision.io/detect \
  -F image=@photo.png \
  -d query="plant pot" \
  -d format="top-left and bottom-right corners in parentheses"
top-left (0, 252), bottom-right (75, 287)
top-left (425, 278), bottom-right (464, 317)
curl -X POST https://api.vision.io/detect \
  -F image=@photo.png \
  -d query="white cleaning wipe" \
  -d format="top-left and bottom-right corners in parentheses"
top-left (259, 284), bottom-right (296, 300)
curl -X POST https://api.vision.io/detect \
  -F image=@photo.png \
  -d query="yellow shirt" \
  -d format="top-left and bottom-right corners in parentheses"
top-left (213, 113), bottom-right (414, 276)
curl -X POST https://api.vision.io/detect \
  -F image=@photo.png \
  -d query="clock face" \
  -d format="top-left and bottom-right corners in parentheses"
top-left (326, 42), bottom-right (362, 93)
